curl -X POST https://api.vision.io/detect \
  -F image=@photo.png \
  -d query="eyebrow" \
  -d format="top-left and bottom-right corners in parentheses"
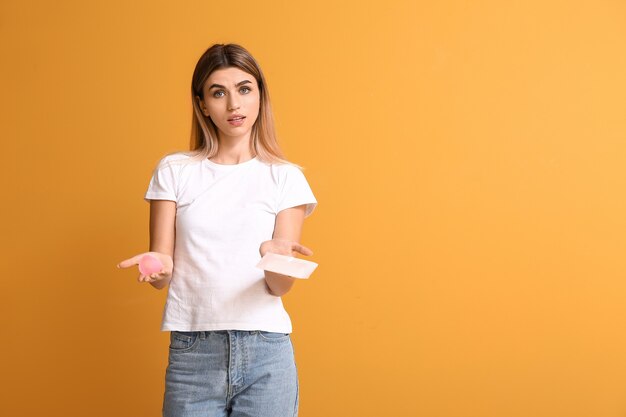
top-left (208, 80), bottom-right (253, 90)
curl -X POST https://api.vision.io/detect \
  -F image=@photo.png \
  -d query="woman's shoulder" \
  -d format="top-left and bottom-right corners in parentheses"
top-left (156, 151), bottom-right (198, 169)
top-left (161, 150), bottom-right (194, 162)
top-left (264, 159), bottom-right (302, 180)
top-left (266, 158), bottom-right (305, 172)
top-left (262, 160), bottom-right (312, 191)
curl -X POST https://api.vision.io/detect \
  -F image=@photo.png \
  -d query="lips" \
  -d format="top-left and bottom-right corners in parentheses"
top-left (228, 115), bottom-right (245, 121)
top-left (227, 116), bottom-right (245, 126)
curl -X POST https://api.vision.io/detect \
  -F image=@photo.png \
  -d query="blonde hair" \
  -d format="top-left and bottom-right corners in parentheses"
top-left (166, 43), bottom-right (303, 170)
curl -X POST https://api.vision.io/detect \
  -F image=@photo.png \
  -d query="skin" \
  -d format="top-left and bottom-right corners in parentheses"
top-left (118, 66), bottom-right (313, 296)
top-left (197, 66), bottom-right (260, 162)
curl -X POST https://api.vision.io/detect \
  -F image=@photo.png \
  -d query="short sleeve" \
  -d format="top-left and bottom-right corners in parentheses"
top-left (276, 165), bottom-right (318, 218)
top-left (144, 156), bottom-right (178, 203)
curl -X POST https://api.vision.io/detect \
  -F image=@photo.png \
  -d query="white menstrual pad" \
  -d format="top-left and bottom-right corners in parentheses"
top-left (256, 252), bottom-right (318, 279)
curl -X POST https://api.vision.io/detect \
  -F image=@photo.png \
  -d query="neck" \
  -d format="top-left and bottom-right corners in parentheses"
top-left (210, 135), bottom-right (255, 164)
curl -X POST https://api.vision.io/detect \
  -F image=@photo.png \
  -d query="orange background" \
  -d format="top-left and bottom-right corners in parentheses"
top-left (2, 1), bottom-right (626, 416)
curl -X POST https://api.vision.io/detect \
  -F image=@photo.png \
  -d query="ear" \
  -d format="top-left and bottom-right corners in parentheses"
top-left (196, 95), bottom-right (208, 116)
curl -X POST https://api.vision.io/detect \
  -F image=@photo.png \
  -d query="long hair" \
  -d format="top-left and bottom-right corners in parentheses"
top-left (169, 43), bottom-right (301, 169)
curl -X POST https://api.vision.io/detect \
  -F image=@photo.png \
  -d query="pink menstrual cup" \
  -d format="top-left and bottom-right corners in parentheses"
top-left (139, 254), bottom-right (163, 275)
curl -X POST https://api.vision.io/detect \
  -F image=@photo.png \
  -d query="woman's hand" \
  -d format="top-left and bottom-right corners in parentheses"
top-left (117, 251), bottom-right (173, 284)
top-left (259, 238), bottom-right (313, 258)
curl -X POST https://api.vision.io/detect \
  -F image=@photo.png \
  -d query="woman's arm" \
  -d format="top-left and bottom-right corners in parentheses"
top-left (264, 205), bottom-right (308, 296)
top-left (148, 200), bottom-right (176, 290)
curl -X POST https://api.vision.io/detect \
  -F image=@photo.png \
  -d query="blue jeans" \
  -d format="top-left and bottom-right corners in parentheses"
top-left (163, 330), bottom-right (299, 417)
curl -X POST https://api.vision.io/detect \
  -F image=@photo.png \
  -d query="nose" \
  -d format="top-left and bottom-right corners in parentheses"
top-left (227, 97), bottom-right (240, 111)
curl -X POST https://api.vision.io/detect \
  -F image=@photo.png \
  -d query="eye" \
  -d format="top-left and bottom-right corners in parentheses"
top-left (240, 86), bottom-right (251, 94)
top-left (213, 90), bottom-right (225, 98)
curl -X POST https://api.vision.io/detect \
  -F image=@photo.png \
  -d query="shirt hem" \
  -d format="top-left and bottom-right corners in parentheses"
top-left (144, 192), bottom-right (176, 202)
top-left (161, 321), bottom-right (293, 333)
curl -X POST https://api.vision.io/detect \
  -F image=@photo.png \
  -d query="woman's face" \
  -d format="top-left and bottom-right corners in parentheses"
top-left (197, 66), bottom-right (261, 141)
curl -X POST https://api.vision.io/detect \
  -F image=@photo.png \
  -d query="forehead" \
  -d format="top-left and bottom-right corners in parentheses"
top-left (205, 67), bottom-right (257, 86)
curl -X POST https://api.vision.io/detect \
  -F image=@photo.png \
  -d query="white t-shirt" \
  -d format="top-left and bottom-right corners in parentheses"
top-left (144, 152), bottom-right (317, 333)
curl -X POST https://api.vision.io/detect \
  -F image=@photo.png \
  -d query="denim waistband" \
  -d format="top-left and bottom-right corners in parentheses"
top-left (201, 330), bottom-right (256, 337)
top-left (175, 330), bottom-right (273, 339)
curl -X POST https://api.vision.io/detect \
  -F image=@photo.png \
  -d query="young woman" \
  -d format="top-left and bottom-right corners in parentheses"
top-left (117, 43), bottom-right (317, 417)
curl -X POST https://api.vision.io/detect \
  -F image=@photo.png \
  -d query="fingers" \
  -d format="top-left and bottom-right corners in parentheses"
top-left (117, 253), bottom-right (144, 269)
top-left (292, 243), bottom-right (313, 256)
top-left (138, 272), bottom-right (158, 283)
top-left (139, 270), bottom-right (170, 283)
top-left (262, 239), bottom-right (314, 257)
top-left (119, 253), bottom-right (167, 283)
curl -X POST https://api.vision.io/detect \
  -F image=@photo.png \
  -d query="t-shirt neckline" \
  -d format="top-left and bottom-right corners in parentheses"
top-left (203, 156), bottom-right (258, 169)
